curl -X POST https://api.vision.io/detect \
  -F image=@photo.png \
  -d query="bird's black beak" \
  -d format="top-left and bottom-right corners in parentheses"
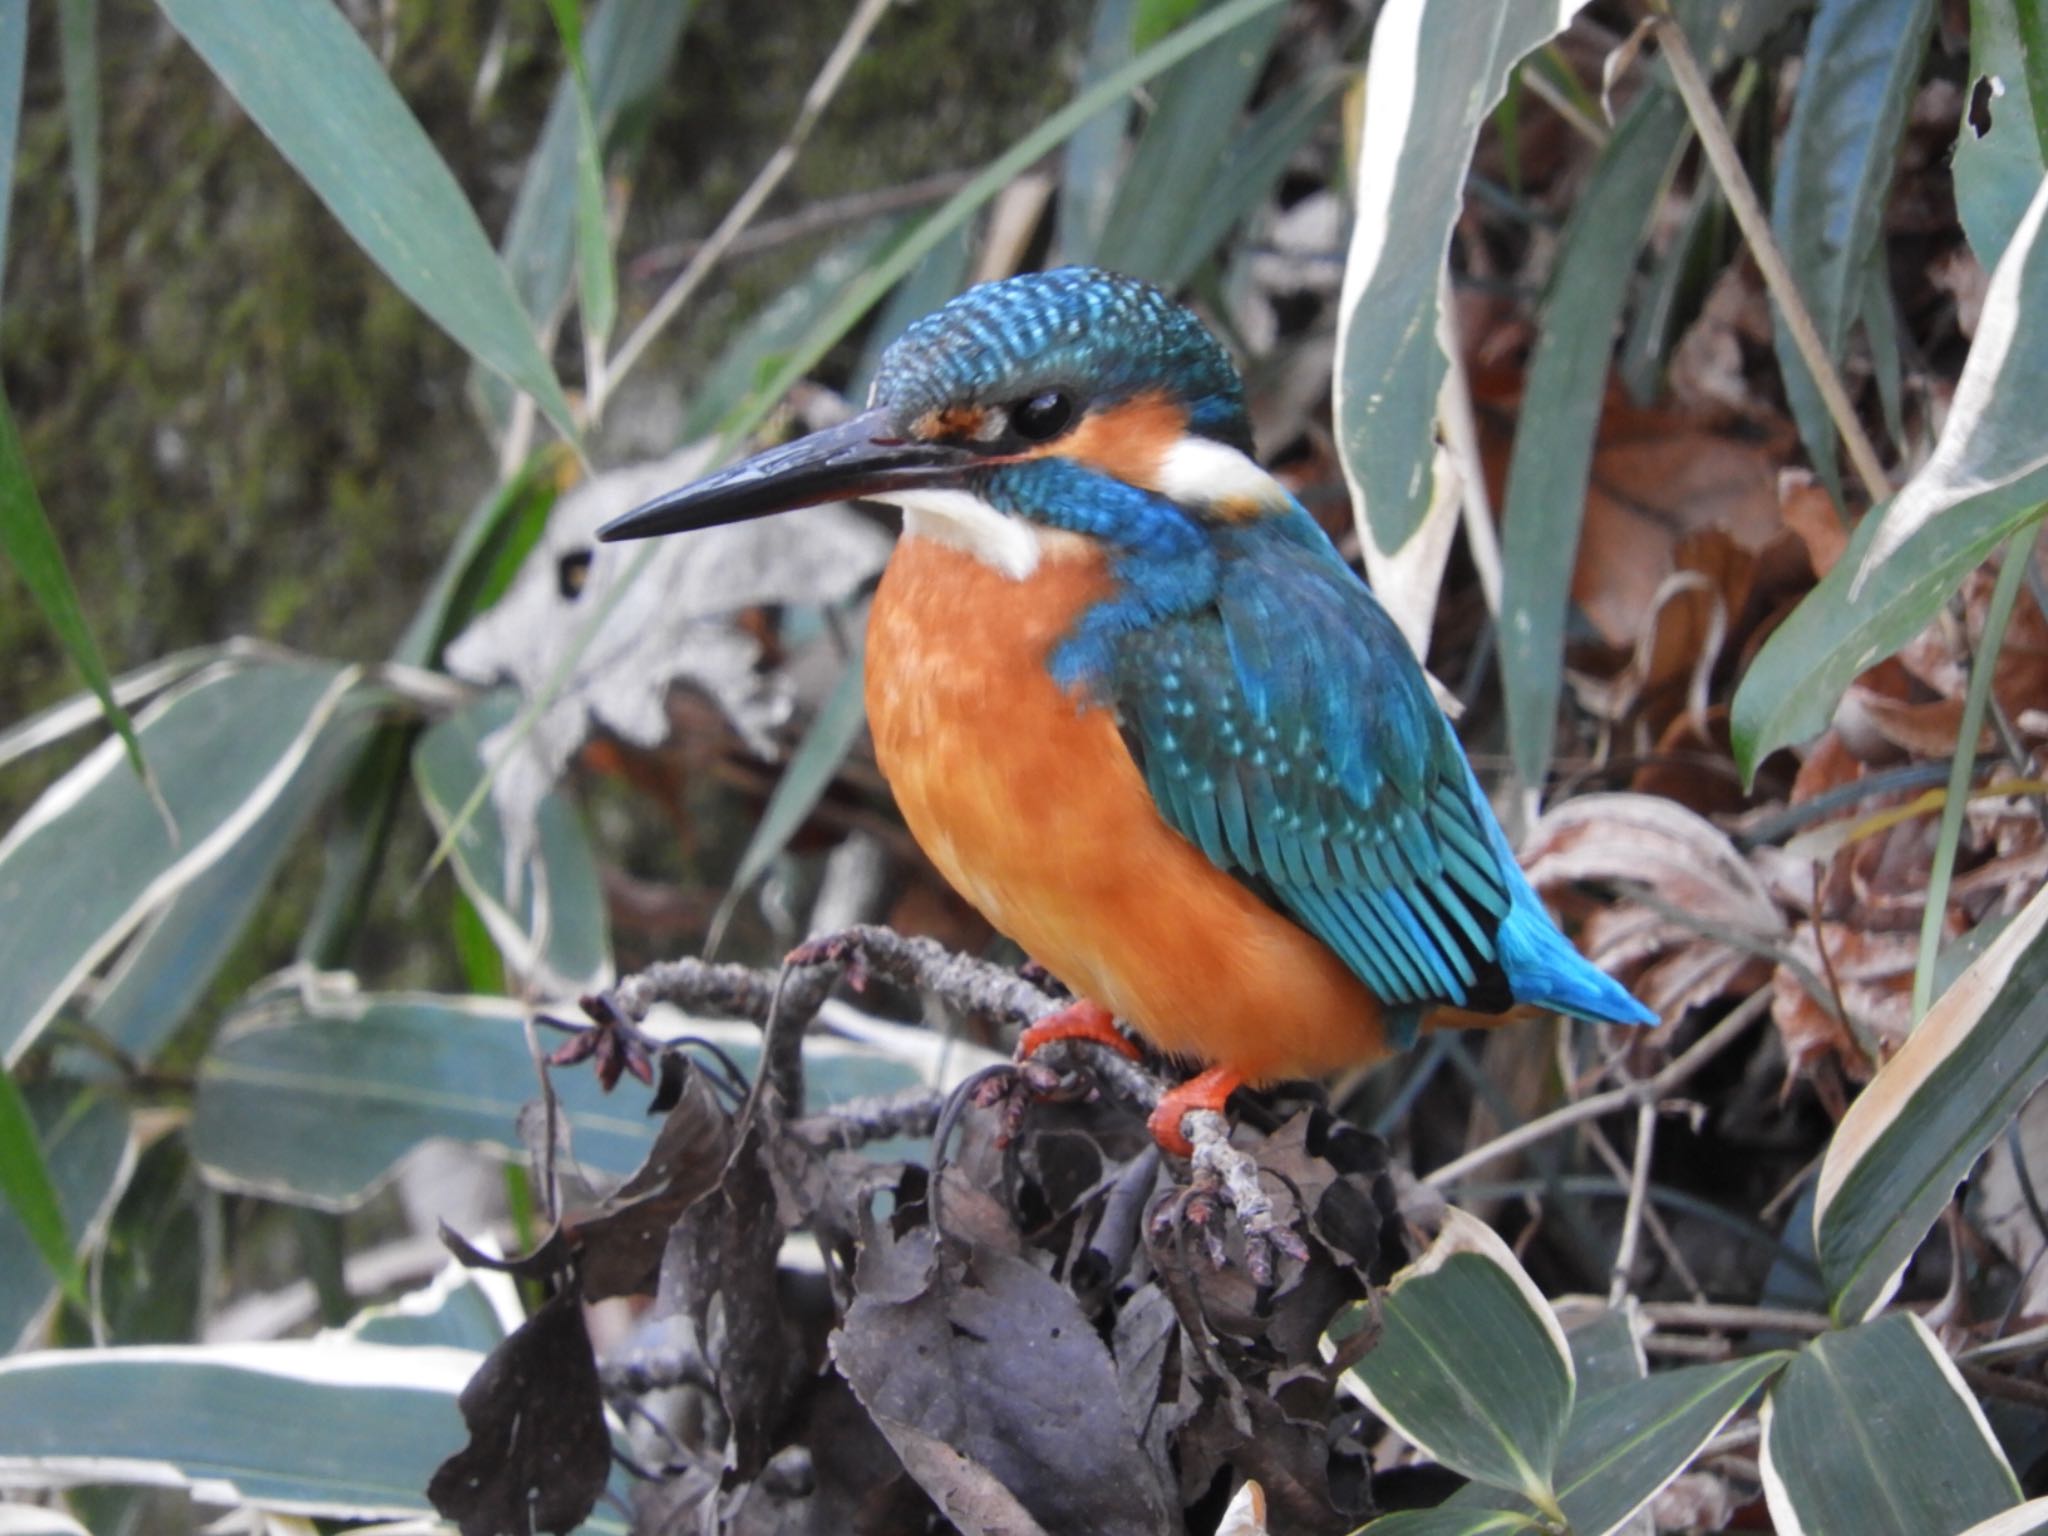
top-left (596, 407), bottom-right (972, 541)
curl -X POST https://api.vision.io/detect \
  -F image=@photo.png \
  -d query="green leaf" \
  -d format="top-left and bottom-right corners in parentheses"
top-left (1956, 0), bottom-right (2048, 270)
top-left (0, 1082), bottom-right (130, 1351)
top-left (345, 1265), bottom-right (515, 1354)
top-left (412, 691), bottom-right (611, 993)
top-left (1814, 876), bottom-right (2048, 1321)
top-left (1562, 1304), bottom-right (1647, 1396)
top-left (0, 643), bottom-right (236, 775)
top-left (153, 0), bottom-right (579, 444)
top-left (546, 0), bottom-right (618, 355)
top-left (1092, 0), bottom-right (1289, 283)
top-left (1761, 1314), bottom-right (2020, 1533)
top-left (479, 0), bottom-right (694, 433)
top-left (1769, 0), bottom-right (1937, 498)
top-left (0, 0), bottom-right (27, 299)
top-left (1729, 464), bottom-right (2048, 779)
top-left (190, 989), bottom-right (971, 1209)
top-left (56, 0), bottom-right (96, 264)
top-left (0, 1342), bottom-right (479, 1519)
top-left (1156, 71), bottom-right (1340, 291)
top-left (0, 1075), bottom-right (93, 1316)
top-left (1056, 0), bottom-right (1140, 266)
top-left (1351, 1513), bottom-right (1541, 1536)
top-left (1499, 88), bottom-right (1689, 791)
top-left (1553, 1355), bottom-right (1788, 1535)
top-left (395, 444), bottom-right (570, 669)
top-left (1855, 174), bottom-right (2048, 584)
top-left (0, 659), bottom-right (365, 1068)
top-left (0, 384), bottom-right (152, 798)
top-left (1340, 1210), bottom-right (1574, 1510)
top-left (711, 639), bottom-right (869, 945)
top-left (88, 707), bottom-right (371, 1065)
top-left (678, 223), bottom-right (900, 445)
top-left (1335, 0), bottom-right (1589, 554)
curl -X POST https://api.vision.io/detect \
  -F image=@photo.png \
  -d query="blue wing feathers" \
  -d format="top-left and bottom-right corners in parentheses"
top-left (1101, 502), bottom-right (1653, 1032)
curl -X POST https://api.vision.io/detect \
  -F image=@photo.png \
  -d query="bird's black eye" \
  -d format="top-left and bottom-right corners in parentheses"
top-left (1011, 390), bottom-right (1075, 442)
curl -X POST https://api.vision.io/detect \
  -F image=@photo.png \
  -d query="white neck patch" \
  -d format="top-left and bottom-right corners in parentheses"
top-left (1154, 435), bottom-right (1289, 514)
top-left (882, 487), bottom-right (1044, 580)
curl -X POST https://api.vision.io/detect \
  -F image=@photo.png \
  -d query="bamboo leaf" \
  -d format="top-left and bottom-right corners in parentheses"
top-left (56, 0), bottom-right (96, 264)
top-left (1498, 89), bottom-right (1689, 791)
top-left (1814, 876), bottom-right (2048, 1321)
top-left (0, 1074), bottom-right (90, 1314)
top-left (1334, 0), bottom-right (1591, 555)
top-left (1352, 1514), bottom-right (1540, 1536)
top-left (545, 0), bottom-right (618, 356)
top-left (1769, 0), bottom-right (1937, 498)
top-left (0, 1082), bottom-right (131, 1349)
top-left (0, 659), bottom-right (365, 1067)
top-left (1956, 0), bottom-right (2048, 269)
top-left (1729, 464), bottom-right (2048, 780)
top-left (0, 0), bottom-right (27, 299)
top-left (1056, 0), bottom-right (1139, 266)
top-left (153, 0), bottom-right (579, 443)
top-left (1761, 1315), bottom-right (2020, 1533)
top-left (0, 386), bottom-right (153, 795)
top-left (1338, 1209), bottom-right (1574, 1509)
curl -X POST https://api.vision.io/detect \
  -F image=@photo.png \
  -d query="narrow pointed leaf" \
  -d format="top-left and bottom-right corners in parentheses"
top-left (1761, 1315), bottom-right (2019, 1534)
top-left (0, 387), bottom-right (150, 795)
top-left (1815, 877), bottom-right (2048, 1321)
top-left (0, 1074), bottom-right (90, 1315)
top-left (0, 659), bottom-right (364, 1068)
top-left (545, 0), bottom-right (618, 351)
top-left (1769, 0), bottom-right (1937, 495)
top-left (89, 711), bottom-right (370, 1064)
top-left (1499, 89), bottom-right (1689, 789)
top-left (1730, 464), bottom-right (2048, 779)
top-left (714, 641), bottom-right (869, 934)
top-left (1353, 1514), bottom-right (1541, 1536)
top-left (0, 0), bottom-right (26, 298)
top-left (1855, 174), bottom-right (2048, 586)
top-left (1334, 0), bottom-right (1591, 555)
top-left (1554, 1355), bottom-right (1788, 1535)
top-left (1056, 0), bottom-right (1139, 266)
top-left (154, 0), bottom-right (579, 443)
top-left (1092, 0), bottom-right (1288, 283)
top-left (477, 0), bottom-right (694, 431)
top-left (413, 691), bottom-right (610, 994)
top-left (56, 0), bottom-right (96, 263)
top-left (0, 1082), bottom-right (131, 1349)
top-left (1339, 1209), bottom-right (1574, 1506)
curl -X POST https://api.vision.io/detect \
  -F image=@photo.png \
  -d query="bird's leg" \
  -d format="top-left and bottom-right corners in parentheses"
top-left (1146, 1066), bottom-right (1244, 1159)
top-left (1015, 998), bottom-right (1141, 1063)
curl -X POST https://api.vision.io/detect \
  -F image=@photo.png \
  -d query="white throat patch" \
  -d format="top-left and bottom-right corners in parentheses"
top-left (1154, 436), bottom-right (1289, 513)
top-left (882, 487), bottom-right (1045, 580)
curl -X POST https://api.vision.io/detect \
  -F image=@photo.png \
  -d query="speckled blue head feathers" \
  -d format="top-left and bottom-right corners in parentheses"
top-left (873, 268), bottom-right (1252, 452)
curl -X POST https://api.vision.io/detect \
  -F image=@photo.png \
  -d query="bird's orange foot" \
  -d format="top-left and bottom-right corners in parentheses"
top-left (1146, 1066), bottom-right (1244, 1159)
top-left (1015, 999), bottom-right (1140, 1064)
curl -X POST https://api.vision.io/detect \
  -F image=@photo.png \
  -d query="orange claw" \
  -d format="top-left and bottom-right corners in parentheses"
top-left (1146, 1066), bottom-right (1245, 1159)
top-left (1016, 998), bottom-right (1141, 1062)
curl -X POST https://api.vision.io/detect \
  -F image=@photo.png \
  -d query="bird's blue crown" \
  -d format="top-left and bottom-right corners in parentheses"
top-left (872, 267), bottom-right (1252, 451)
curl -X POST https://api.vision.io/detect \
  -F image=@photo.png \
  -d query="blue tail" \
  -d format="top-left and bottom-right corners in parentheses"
top-left (1494, 871), bottom-right (1657, 1026)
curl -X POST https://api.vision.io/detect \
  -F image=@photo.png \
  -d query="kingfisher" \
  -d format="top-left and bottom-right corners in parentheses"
top-left (599, 267), bottom-right (1655, 1155)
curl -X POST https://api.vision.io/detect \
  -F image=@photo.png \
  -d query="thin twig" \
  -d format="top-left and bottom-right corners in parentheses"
top-left (602, 0), bottom-right (897, 410)
top-left (1424, 987), bottom-right (1772, 1188)
top-left (1609, 1100), bottom-right (1658, 1305)
top-left (628, 170), bottom-right (976, 279)
top-left (1638, 1301), bottom-right (1832, 1334)
top-left (1647, 13), bottom-right (1894, 506)
top-left (1585, 1118), bottom-right (1706, 1300)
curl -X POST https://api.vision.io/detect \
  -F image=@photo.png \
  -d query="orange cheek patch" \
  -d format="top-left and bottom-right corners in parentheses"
top-left (917, 405), bottom-right (989, 439)
top-left (1031, 392), bottom-right (1186, 490)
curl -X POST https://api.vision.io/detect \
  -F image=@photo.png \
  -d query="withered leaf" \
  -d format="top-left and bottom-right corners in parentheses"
top-left (574, 1057), bottom-right (733, 1301)
top-left (428, 1284), bottom-right (611, 1536)
top-left (832, 1225), bottom-right (1177, 1536)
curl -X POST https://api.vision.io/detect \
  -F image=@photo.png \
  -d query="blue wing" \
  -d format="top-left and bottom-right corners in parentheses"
top-left (1102, 509), bottom-right (1652, 1031)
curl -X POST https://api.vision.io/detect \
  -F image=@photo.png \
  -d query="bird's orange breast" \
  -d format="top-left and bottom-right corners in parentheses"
top-left (865, 531), bottom-right (1391, 1083)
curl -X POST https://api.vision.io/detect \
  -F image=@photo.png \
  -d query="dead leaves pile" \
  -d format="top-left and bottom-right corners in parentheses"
top-left (431, 1037), bottom-right (1403, 1536)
